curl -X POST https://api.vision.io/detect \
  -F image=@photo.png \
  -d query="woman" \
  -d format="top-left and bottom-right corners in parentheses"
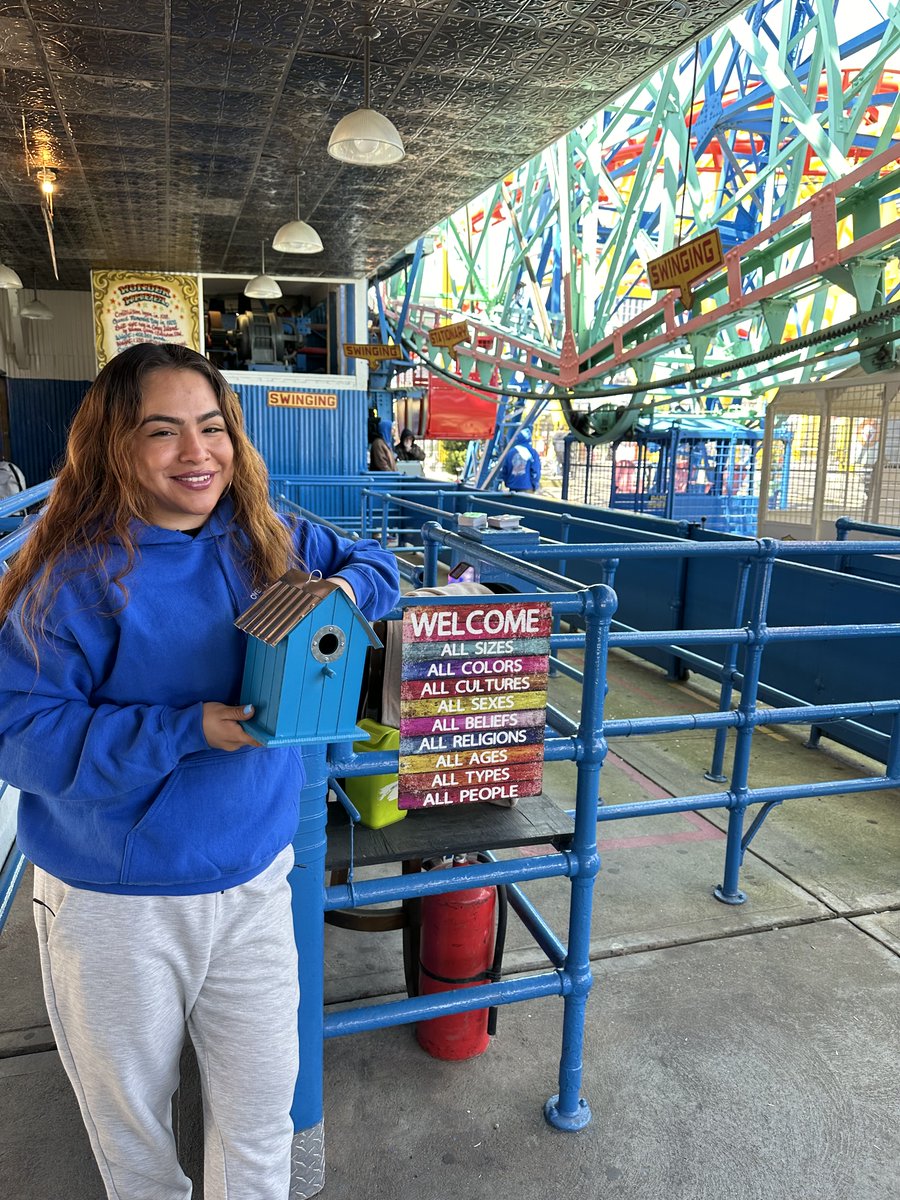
top-left (0, 343), bottom-right (399, 1200)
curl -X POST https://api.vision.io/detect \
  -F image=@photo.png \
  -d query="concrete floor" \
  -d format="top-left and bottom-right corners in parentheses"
top-left (3, 646), bottom-right (900, 1200)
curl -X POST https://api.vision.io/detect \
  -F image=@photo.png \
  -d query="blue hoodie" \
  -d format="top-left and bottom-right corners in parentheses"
top-left (500, 432), bottom-right (541, 491)
top-left (0, 498), bottom-right (399, 896)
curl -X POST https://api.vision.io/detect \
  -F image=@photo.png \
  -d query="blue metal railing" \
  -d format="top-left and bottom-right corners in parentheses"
top-left (320, 582), bottom-right (613, 1131)
top-left (6, 484), bottom-right (900, 1134)
top-left (835, 515), bottom-right (900, 540)
top-left (362, 489), bottom-right (900, 765)
top-left (294, 517), bottom-right (900, 1134)
top-left (408, 523), bottom-right (900, 907)
top-left (270, 474), bottom-right (461, 535)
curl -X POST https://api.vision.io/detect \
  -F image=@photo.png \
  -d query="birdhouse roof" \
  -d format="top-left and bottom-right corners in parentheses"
top-left (234, 570), bottom-right (382, 649)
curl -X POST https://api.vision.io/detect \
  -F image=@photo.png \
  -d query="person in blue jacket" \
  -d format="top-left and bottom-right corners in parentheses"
top-left (0, 342), bottom-right (399, 1200)
top-left (499, 428), bottom-right (541, 493)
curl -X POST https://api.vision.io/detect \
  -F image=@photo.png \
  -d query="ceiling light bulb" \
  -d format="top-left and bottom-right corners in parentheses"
top-left (37, 168), bottom-right (56, 196)
top-left (244, 239), bottom-right (283, 298)
top-left (327, 108), bottom-right (406, 166)
top-left (327, 29), bottom-right (405, 167)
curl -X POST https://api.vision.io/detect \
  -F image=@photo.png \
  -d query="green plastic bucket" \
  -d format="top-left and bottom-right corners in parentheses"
top-left (344, 719), bottom-right (405, 830)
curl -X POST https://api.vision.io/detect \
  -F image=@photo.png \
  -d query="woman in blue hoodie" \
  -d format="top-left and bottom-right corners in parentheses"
top-left (0, 343), bottom-right (399, 1200)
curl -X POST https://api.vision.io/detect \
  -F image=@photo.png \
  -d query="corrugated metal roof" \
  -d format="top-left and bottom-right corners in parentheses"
top-left (235, 570), bottom-right (379, 647)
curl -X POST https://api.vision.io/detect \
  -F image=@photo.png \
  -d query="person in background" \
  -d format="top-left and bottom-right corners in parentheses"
top-left (500, 428), bottom-right (541, 493)
top-left (369, 434), bottom-right (397, 471)
top-left (0, 342), bottom-right (400, 1200)
top-left (367, 409), bottom-right (397, 471)
top-left (394, 428), bottom-right (426, 463)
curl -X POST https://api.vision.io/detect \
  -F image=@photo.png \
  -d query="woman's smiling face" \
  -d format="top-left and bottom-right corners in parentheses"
top-left (133, 367), bottom-right (234, 530)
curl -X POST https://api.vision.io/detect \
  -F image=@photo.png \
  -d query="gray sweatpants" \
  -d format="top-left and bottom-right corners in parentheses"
top-left (33, 846), bottom-right (300, 1200)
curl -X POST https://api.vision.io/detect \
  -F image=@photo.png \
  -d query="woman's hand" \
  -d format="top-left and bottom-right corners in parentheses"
top-left (202, 702), bottom-right (264, 751)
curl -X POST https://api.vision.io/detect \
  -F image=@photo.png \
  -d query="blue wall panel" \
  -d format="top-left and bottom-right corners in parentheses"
top-left (232, 384), bottom-right (368, 479)
top-left (6, 378), bottom-right (90, 486)
top-left (6, 379), bottom-right (370, 495)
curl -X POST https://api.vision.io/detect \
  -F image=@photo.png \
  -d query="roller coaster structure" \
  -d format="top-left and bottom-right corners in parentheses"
top-left (379, 0), bottom-right (900, 482)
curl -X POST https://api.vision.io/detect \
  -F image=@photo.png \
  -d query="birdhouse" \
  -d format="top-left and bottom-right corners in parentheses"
top-left (234, 571), bottom-right (381, 746)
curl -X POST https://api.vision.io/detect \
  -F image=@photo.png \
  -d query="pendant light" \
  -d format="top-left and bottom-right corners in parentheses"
top-left (20, 271), bottom-right (53, 320)
top-left (327, 27), bottom-right (405, 166)
top-left (272, 176), bottom-right (323, 255)
top-left (0, 260), bottom-right (23, 289)
top-left (244, 240), bottom-right (282, 300)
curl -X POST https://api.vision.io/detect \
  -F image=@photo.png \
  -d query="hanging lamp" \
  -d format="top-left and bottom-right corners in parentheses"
top-left (272, 176), bottom-right (323, 254)
top-left (20, 271), bottom-right (53, 320)
top-left (327, 27), bottom-right (406, 166)
top-left (0, 260), bottom-right (23, 289)
top-left (244, 240), bottom-right (282, 299)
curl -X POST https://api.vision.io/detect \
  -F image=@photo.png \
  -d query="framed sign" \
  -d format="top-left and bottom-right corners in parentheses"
top-left (91, 270), bottom-right (201, 370)
top-left (398, 601), bottom-right (551, 809)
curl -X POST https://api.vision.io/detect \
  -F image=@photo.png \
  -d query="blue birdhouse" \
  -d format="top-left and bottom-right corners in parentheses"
top-left (234, 571), bottom-right (381, 746)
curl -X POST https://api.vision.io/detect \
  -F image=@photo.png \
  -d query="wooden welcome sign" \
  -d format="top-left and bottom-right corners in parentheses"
top-left (398, 601), bottom-right (551, 809)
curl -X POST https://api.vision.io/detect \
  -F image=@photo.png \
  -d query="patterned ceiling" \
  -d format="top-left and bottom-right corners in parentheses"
top-left (0, 0), bottom-right (747, 289)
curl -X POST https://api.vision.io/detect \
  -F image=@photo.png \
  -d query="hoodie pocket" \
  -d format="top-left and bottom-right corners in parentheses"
top-left (120, 747), bottom-right (303, 887)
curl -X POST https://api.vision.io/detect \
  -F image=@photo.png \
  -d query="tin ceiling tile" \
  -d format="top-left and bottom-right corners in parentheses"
top-left (29, 0), bottom-right (167, 34)
top-left (0, 0), bottom-right (748, 288)
top-left (35, 23), bottom-right (166, 80)
top-left (0, 13), bottom-right (40, 68)
top-left (54, 75), bottom-right (166, 118)
top-left (169, 37), bottom-right (291, 93)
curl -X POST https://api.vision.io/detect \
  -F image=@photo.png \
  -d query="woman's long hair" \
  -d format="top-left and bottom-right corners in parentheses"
top-left (0, 343), bottom-right (294, 646)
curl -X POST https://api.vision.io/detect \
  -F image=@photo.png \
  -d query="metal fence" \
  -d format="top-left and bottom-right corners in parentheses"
top-left (759, 373), bottom-right (900, 539)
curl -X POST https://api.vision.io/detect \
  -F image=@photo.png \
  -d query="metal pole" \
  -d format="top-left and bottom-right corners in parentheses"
top-left (715, 540), bottom-right (777, 904)
top-left (545, 583), bottom-right (616, 1130)
top-left (706, 555), bottom-right (753, 782)
top-left (289, 744), bottom-right (329, 1197)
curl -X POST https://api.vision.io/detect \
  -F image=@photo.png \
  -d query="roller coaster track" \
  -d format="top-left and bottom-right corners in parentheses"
top-left (382, 0), bottom-right (900, 449)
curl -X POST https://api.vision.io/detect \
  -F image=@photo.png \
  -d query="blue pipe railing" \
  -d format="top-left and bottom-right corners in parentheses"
top-left (366, 483), bottom-right (900, 766)
top-left (321, 583), bottom-right (614, 1130)
top-left (834, 515), bottom-right (900, 540)
top-left (6, 483), bottom-right (900, 1136)
top-left (0, 480), bottom-right (53, 520)
top-left (405, 522), bottom-right (900, 909)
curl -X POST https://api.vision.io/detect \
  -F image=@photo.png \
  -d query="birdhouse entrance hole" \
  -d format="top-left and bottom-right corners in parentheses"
top-left (312, 625), bottom-right (345, 662)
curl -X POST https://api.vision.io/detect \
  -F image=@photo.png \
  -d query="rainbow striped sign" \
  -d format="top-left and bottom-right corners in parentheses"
top-left (398, 601), bottom-right (551, 809)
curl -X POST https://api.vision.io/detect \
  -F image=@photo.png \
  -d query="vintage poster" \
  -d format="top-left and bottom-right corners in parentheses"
top-left (398, 601), bottom-right (551, 809)
top-left (91, 270), bottom-right (201, 370)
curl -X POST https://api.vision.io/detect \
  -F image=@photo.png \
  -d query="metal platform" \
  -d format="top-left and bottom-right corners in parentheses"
top-left (324, 793), bottom-right (574, 873)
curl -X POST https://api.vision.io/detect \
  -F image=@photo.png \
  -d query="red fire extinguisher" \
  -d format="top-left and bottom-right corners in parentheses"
top-left (415, 854), bottom-right (508, 1061)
